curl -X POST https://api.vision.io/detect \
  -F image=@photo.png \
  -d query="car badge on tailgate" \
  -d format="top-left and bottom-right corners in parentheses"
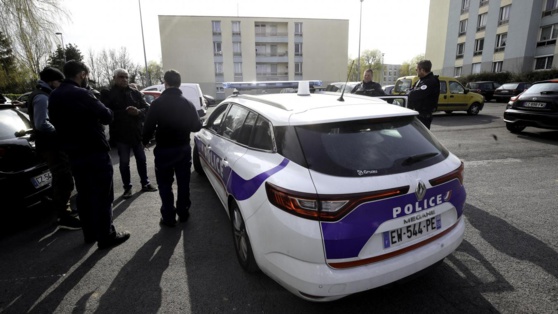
top-left (415, 181), bottom-right (426, 201)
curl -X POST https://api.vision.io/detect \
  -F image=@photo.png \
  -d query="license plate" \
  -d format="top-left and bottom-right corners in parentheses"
top-left (500, 90), bottom-right (509, 94)
top-left (31, 171), bottom-right (52, 189)
top-left (383, 215), bottom-right (441, 248)
top-left (523, 102), bottom-right (546, 108)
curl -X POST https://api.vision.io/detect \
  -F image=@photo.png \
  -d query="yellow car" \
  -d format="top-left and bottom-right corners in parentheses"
top-left (393, 76), bottom-right (485, 115)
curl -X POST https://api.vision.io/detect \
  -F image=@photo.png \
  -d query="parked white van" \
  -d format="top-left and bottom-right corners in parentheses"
top-left (142, 83), bottom-right (207, 117)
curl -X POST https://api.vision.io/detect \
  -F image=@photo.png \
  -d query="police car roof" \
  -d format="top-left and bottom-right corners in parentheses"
top-left (228, 92), bottom-right (416, 126)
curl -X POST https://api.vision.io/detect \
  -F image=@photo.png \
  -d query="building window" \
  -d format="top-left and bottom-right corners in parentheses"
top-left (233, 42), bottom-right (242, 56)
top-left (234, 62), bottom-right (242, 75)
top-left (459, 19), bottom-right (468, 35)
top-left (232, 21), bottom-right (241, 35)
top-left (212, 21), bottom-right (221, 35)
top-left (461, 0), bottom-right (470, 13)
top-left (492, 61), bottom-right (503, 73)
top-left (255, 23), bottom-right (266, 36)
top-left (215, 62), bottom-right (223, 75)
top-left (543, 0), bottom-right (558, 16)
top-left (474, 38), bottom-right (484, 55)
top-left (295, 43), bottom-right (302, 56)
top-left (534, 56), bottom-right (553, 70)
top-left (295, 62), bottom-right (302, 75)
top-left (472, 63), bottom-right (481, 74)
top-left (456, 43), bottom-right (465, 57)
top-left (477, 13), bottom-right (487, 31)
top-left (495, 33), bottom-right (507, 51)
top-left (499, 5), bottom-right (511, 25)
top-left (295, 22), bottom-right (303, 36)
top-left (480, 0), bottom-right (489, 7)
top-left (214, 42), bottom-right (222, 55)
top-left (454, 67), bottom-right (462, 77)
top-left (538, 25), bottom-right (558, 46)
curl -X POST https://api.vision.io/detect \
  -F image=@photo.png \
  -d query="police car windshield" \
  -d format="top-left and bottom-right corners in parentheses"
top-left (294, 116), bottom-right (448, 177)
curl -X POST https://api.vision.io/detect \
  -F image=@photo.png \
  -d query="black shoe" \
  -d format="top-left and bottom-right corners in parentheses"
top-left (178, 212), bottom-right (190, 223)
top-left (98, 231), bottom-right (130, 249)
top-left (58, 215), bottom-right (82, 230)
top-left (159, 218), bottom-right (177, 228)
top-left (122, 188), bottom-right (133, 199)
top-left (141, 184), bottom-right (158, 192)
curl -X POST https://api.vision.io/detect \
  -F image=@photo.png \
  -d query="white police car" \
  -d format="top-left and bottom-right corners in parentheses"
top-left (193, 81), bottom-right (466, 301)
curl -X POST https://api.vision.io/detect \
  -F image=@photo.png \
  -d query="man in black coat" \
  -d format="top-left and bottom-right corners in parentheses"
top-left (102, 68), bottom-right (157, 199)
top-left (143, 70), bottom-right (202, 227)
top-left (351, 69), bottom-right (386, 96)
top-left (49, 60), bottom-right (130, 249)
top-left (408, 60), bottom-right (440, 129)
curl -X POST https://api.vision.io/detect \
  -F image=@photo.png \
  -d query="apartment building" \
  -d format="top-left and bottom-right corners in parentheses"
top-left (158, 16), bottom-right (349, 99)
top-left (426, 0), bottom-right (557, 77)
top-left (381, 64), bottom-right (402, 85)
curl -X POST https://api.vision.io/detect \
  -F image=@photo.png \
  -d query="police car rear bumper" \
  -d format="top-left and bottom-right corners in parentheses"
top-left (259, 218), bottom-right (465, 302)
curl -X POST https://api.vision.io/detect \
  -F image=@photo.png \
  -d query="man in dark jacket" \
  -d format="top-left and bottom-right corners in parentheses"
top-left (408, 60), bottom-right (440, 129)
top-left (49, 60), bottom-right (130, 249)
top-left (351, 69), bottom-right (386, 96)
top-left (102, 68), bottom-right (157, 199)
top-left (28, 67), bottom-right (80, 230)
top-left (143, 70), bottom-right (202, 227)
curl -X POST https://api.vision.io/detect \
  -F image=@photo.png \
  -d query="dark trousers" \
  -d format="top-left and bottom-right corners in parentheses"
top-left (70, 152), bottom-right (116, 242)
top-left (116, 142), bottom-right (149, 190)
top-left (39, 149), bottom-right (74, 215)
top-left (153, 145), bottom-right (192, 223)
top-left (417, 111), bottom-right (433, 129)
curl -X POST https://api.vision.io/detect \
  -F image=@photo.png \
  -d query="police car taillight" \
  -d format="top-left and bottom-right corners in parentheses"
top-left (266, 182), bottom-right (407, 221)
top-left (429, 162), bottom-right (464, 186)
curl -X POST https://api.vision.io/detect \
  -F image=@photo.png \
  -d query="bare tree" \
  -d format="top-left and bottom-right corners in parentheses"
top-left (0, 0), bottom-right (69, 74)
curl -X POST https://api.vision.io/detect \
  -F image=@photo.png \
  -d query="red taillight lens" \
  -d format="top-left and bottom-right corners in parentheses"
top-left (429, 162), bottom-right (464, 186)
top-left (265, 182), bottom-right (409, 221)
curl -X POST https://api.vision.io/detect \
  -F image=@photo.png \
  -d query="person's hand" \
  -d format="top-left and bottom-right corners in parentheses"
top-left (126, 106), bottom-right (139, 115)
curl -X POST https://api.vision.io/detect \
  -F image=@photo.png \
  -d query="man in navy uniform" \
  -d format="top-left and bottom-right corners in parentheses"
top-left (143, 70), bottom-right (202, 227)
top-left (408, 60), bottom-right (440, 129)
top-left (49, 60), bottom-right (130, 249)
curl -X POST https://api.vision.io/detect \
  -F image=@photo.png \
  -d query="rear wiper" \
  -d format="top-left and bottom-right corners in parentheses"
top-left (401, 152), bottom-right (439, 166)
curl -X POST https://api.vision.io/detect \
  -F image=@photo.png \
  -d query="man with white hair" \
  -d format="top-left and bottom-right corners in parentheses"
top-left (102, 68), bottom-right (157, 199)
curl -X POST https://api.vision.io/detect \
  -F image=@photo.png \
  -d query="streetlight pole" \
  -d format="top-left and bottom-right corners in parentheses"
top-left (357, 0), bottom-right (364, 81)
top-left (138, 0), bottom-right (151, 86)
top-left (55, 32), bottom-right (66, 63)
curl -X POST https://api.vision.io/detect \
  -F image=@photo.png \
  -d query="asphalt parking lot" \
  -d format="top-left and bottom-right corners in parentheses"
top-left (1, 102), bottom-right (557, 313)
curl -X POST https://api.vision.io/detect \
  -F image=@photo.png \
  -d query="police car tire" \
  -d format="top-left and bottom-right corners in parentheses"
top-left (193, 145), bottom-right (205, 176)
top-left (230, 202), bottom-right (259, 273)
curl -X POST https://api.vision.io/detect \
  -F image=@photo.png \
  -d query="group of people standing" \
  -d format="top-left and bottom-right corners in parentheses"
top-left (29, 60), bottom-right (201, 250)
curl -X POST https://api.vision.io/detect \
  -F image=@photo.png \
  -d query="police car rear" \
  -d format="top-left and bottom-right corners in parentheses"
top-left (193, 81), bottom-right (466, 301)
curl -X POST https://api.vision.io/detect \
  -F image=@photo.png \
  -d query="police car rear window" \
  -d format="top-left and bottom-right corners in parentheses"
top-left (294, 116), bottom-right (449, 177)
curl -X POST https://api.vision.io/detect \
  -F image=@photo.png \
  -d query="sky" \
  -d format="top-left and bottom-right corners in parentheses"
top-left (59, 0), bottom-right (430, 66)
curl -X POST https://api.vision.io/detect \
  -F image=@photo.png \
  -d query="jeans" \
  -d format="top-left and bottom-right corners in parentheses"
top-left (116, 142), bottom-right (149, 190)
top-left (153, 144), bottom-right (192, 223)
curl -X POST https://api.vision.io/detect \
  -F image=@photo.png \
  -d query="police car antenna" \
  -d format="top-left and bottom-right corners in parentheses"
top-left (338, 60), bottom-right (355, 102)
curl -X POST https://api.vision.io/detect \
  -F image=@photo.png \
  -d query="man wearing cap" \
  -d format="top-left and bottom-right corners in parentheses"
top-left (28, 67), bottom-right (81, 230)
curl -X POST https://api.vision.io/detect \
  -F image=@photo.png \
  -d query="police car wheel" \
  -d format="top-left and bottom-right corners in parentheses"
top-left (231, 202), bottom-right (259, 273)
top-left (193, 145), bottom-right (205, 176)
